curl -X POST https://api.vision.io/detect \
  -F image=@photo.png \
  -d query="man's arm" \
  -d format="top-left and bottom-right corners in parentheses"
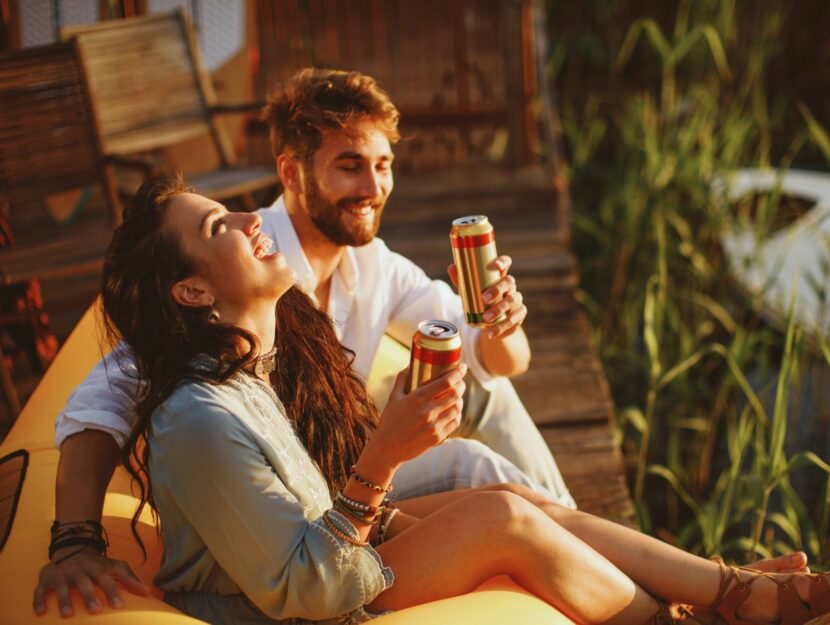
top-left (33, 430), bottom-right (150, 617)
top-left (34, 348), bottom-right (149, 617)
top-left (55, 429), bottom-right (119, 524)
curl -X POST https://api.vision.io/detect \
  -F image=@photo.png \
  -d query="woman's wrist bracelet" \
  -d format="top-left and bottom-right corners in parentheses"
top-left (334, 491), bottom-right (388, 524)
top-left (322, 510), bottom-right (369, 547)
top-left (334, 500), bottom-right (382, 526)
top-left (336, 491), bottom-right (381, 513)
top-left (376, 506), bottom-right (400, 545)
top-left (348, 465), bottom-right (393, 494)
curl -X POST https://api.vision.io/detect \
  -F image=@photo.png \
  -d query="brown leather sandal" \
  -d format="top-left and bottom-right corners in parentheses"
top-left (646, 601), bottom-right (713, 625)
top-left (649, 601), bottom-right (680, 625)
top-left (708, 556), bottom-right (830, 625)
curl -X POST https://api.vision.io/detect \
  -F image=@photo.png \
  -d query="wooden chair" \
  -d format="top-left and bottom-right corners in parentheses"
top-left (63, 11), bottom-right (278, 210)
top-left (0, 39), bottom-right (120, 420)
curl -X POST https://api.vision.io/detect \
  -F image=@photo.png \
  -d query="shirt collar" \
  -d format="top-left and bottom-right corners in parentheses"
top-left (266, 196), bottom-right (316, 296)
top-left (265, 195), bottom-right (360, 298)
top-left (338, 245), bottom-right (359, 295)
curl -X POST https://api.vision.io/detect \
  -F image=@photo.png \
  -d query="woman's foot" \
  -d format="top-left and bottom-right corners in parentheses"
top-left (710, 559), bottom-right (830, 625)
top-left (748, 553), bottom-right (809, 574)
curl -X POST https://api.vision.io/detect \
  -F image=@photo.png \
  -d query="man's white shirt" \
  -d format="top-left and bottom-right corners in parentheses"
top-left (54, 196), bottom-right (493, 448)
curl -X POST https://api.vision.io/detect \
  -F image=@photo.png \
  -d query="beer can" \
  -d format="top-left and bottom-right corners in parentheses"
top-left (450, 215), bottom-right (506, 327)
top-left (407, 320), bottom-right (462, 393)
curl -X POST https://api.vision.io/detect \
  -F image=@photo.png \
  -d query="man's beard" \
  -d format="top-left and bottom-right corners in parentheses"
top-left (303, 174), bottom-right (384, 247)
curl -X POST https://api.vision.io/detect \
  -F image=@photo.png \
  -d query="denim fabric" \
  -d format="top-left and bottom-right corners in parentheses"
top-left (469, 377), bottom-right (576, 508)
top-left (392, 435), bottom-right (575, 509)
top-left (149, 375), bottom-right (393, 625)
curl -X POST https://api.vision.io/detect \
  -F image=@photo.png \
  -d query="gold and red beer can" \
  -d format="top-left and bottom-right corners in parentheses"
top-left (450, 215), bottom-right (506, 327)
top-left (407, 320), bottom-right (462, 393)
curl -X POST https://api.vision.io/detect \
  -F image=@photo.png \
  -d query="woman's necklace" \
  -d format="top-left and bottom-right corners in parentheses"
top-left (244, 346), bottom-right (277, 377)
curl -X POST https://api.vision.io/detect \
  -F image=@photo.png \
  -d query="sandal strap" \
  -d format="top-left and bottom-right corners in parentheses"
top-left (713, 564), bottom-right (769, 625)
top-left (776, 577), bottom-right (813, 625)
top-left (708, 557), bottom-right (732, 610)
top-left (809, 575), bottom-right (830, 616)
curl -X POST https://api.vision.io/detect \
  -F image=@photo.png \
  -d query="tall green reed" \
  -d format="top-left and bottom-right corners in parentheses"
top-left (549, 0), bottom-right (830, 563)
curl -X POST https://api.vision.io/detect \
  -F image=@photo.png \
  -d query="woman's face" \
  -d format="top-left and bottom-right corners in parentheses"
top-left (164, 193), bottom-right (296, 310)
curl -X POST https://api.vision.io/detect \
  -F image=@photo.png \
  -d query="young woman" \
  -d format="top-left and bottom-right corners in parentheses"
top-left (100, 176), bottom-right (830, 625)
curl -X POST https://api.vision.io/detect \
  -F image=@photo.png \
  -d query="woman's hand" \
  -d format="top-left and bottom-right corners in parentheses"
top-left (362, 364), bottom-right (467, 471)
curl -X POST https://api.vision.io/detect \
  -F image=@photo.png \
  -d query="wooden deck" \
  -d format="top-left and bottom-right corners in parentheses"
top-left (384, 164), bottom-right (634, 523)
top-left (0, 165), bottom-right (634, 524)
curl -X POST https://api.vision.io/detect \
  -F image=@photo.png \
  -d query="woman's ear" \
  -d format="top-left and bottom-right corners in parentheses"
top-left (171, 277), bottom-right (215, 309)
top-left (277, 154), bottom-right (303, 194)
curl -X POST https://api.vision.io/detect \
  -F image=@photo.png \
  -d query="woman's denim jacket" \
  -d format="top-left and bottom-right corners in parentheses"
top-left (148, 370), bottom-right (394, 625)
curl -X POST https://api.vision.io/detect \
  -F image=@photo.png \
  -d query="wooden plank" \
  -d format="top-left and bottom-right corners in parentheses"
top-left (541, 423), bottom-right (634, 523)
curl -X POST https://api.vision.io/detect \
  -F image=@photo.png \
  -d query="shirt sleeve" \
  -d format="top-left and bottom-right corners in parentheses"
top-left (54, 343), bottom-right (140, 449)
top-left (151, 387), bottom-right (393, 621)
top-left (380, 242), bottom-right (495, 389)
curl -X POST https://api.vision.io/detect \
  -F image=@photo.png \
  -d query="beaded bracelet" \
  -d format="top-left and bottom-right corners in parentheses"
top-left (375, 506), bottom-right (400, 545)
top-left (348, 465), bottom-right (393, 493)
top-left (334, 500), bottom-right (382, 526)
top-left (322, 510), bottom-right (369, 547)
top-left (335, 492), bottom-right (388, 524)
top-left (336, 491), bottom-right (381, 514)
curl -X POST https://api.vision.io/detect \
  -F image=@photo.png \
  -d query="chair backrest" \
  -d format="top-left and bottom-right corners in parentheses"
top-left (63, 11), bottom-right (234, 163)
top-left (0, 41), bottom-right (107, 205)
top-left (254, 0), bottom-right (545, 172)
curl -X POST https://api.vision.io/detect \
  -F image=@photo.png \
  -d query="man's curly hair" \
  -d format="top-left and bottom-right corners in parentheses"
top-left (262, 68), bottom-right (400, 166)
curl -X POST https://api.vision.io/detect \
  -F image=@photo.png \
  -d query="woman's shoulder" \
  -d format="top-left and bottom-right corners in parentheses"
top-left (152, 374), bottom-right (285, 440)
top-left (152, 377), bottom-right (250, 438)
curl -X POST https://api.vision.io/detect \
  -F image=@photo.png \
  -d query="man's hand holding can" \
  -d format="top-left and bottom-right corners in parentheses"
top-left (448, 215), bottom-right (527, 339)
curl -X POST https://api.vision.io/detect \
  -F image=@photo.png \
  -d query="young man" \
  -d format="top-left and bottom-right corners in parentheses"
top-left (34, 69), bottom-right (805, 616)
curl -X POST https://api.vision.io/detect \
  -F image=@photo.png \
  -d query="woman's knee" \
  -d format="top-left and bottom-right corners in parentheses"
top-left (462, 490), bottom-right (543, 537)
top-left (484, 482), bottom-right (553, 507)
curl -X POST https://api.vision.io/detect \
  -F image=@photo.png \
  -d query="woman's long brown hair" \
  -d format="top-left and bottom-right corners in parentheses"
top-left (101, 176), bottom-right (378, 553)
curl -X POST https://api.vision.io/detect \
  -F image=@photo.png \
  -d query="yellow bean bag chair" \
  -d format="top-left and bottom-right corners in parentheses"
top-left (0, 303), bottom-right (570, 624)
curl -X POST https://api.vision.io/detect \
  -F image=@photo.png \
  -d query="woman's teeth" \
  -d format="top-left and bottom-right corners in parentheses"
top-left (254, 238), bottom-right (273, 259)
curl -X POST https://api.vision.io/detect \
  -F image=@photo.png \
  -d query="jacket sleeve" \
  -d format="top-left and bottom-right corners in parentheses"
top-left (151, 387), bottom-right (393, 621)
top-left (55, 343), bottom-right (140, 449)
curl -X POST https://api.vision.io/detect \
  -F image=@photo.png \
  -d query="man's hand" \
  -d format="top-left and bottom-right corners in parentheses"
top-left (449, 255), bottom-right (531, 377)
top-left (33, 548), bottom-right (150, 617)
top-left (448, 255), bottom-right (527, 339)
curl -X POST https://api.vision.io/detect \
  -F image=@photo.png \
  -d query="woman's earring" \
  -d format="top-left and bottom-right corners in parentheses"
top-left (208, 309), bottom-right (220, 323)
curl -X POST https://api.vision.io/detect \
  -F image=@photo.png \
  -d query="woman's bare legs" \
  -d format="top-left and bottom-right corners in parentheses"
top-left (538, 499), bottom-right (814, 624)
top-left (371, 490), bottom-right (662, 625)
top-left (392, 484), bottom-right (818, 624)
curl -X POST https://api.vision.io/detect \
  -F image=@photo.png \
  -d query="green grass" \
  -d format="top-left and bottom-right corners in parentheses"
top-left (548, 0), bottom-right (830, 564)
